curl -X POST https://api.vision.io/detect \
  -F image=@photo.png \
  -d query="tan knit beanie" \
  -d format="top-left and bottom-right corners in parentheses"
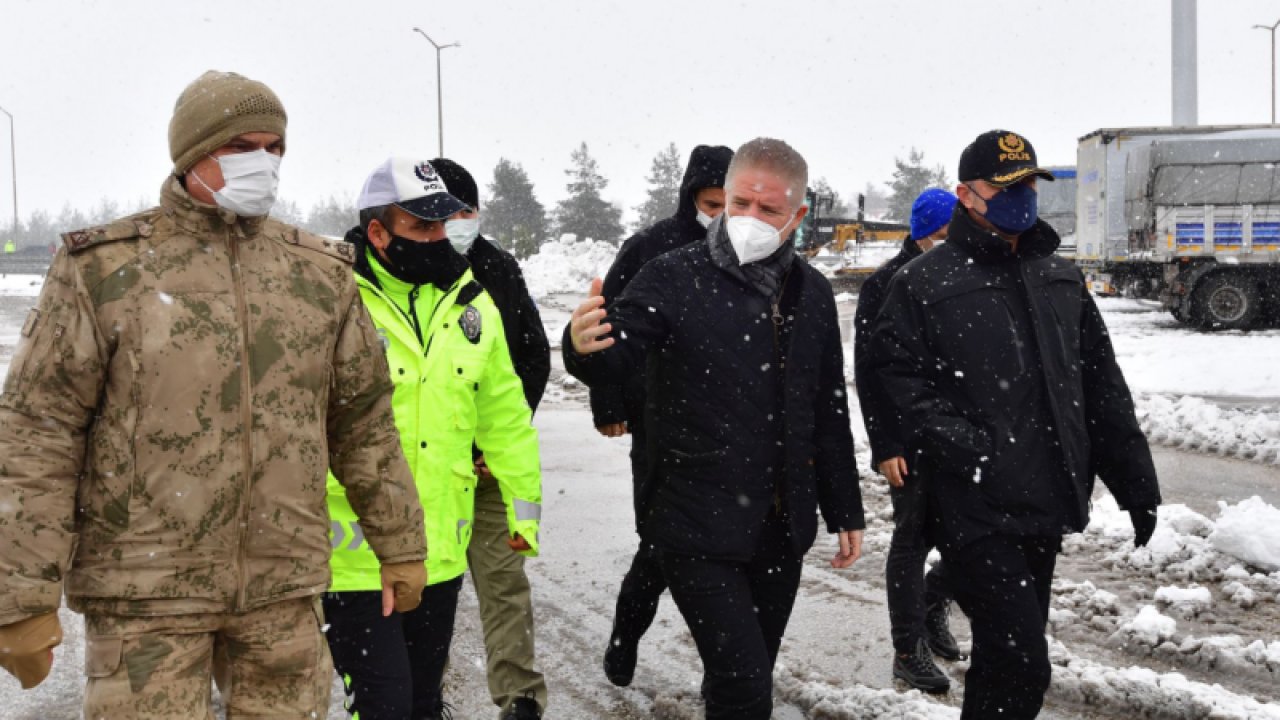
top-left (168, 70), bottom-right (288, 173)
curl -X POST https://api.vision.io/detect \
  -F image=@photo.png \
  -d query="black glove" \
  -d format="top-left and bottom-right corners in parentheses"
top-left (1130, 507), bottom-right (1158, 547)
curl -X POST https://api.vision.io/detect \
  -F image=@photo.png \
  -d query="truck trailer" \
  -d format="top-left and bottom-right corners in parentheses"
top-left (1075, 125), bottom-right (1280, 329)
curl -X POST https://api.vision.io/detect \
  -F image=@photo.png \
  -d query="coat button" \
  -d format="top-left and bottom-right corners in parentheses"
top-left (420, 441), bottom-right (427, 449)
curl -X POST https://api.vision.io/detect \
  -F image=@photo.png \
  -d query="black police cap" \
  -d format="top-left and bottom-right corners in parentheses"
top-left (959, 130), bottom-right (1056, 188)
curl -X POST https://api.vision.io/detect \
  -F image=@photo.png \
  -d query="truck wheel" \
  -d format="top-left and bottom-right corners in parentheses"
top-left (1192, 274), bottom-right (1260, 330)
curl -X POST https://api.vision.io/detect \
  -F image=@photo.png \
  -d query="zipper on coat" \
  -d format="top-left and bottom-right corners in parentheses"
top-left (228, 230), bottom-right (254, 611)
top-left (1018, 262), bottom-right (1081, 510)
top-left (408, 286), bottom-right (424, 348)
top-left (770, 270), bottom-right (792, 514)
top-left (421, 280), bottom-right (460, 360)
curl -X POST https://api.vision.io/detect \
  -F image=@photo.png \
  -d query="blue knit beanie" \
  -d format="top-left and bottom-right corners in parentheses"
top-left (910, 188), bottom-right (958, 240)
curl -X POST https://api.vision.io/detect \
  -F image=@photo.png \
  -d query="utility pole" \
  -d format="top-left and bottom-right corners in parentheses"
top-left (1255, 19), bottom-right (1280, 123)
top-left (1171, 0), bottom-right (1199, 126)
top-left (412, 28), bottom-right (460, 157)
top-left (0, 104), bottom-right (17, 240)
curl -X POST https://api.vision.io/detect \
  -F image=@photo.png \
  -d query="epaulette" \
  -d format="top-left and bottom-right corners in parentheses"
top-left (285, 228), bottom-right (356, 265)
top-left (455, 280), bottom-right (484, 306)
top-left (62, 217), bottom-right (155, 254)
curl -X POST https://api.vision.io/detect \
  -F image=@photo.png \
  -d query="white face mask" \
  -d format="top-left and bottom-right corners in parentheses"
top-left (725, 212), bottom-right (795, 264)
top-left (695, 209), bottom-right (715, 228)
top-left (192, 149), bottom-right (281, 217)
top-left (445, 217), bottom-right (480, 253)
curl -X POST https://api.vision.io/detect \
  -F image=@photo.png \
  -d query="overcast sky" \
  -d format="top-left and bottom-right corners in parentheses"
top-left (1, 0), bottom-right (1278, 227)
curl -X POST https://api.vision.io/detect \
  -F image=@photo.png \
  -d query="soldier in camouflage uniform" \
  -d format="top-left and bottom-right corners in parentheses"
top-left (0, 70), bottom-right (428, 719)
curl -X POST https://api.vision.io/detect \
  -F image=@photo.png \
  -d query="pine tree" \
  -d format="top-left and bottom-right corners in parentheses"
top-left (271, 198), bottom-right (306, 227)
top-left (304, 196), bottom-right (357, 237)
top-left (886, 149), bottom-right (951, 223)
top-left (553, 142), bottom-right (624, 245)
top-left (486, 158), bottom-right (549, 259)
top-left (632, 142), bottom-right (682, 230)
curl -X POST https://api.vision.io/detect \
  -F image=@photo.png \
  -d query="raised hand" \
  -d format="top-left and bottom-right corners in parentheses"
top-left (569, 278), bottom-right (615, 355)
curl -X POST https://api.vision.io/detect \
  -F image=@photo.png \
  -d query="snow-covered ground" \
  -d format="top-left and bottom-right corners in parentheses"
top-left (1, 242), bottom-right (1278, 718)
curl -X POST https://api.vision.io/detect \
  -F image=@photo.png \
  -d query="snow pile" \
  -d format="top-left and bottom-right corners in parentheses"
top-left (1244, 639), bottom-right (1280, 670)
top-left (0, 274), bottom-right (43, 297)
top-left (1078, 496), bottom-right (1280, 607)
top-left (774, 665), bottom-right (958, 719)
top-left (1153, 584), bottom-right (1214, 617)
top-left (1120, 605), bottom-right (1178, 645)
top-left (519, 236), bottom-right (618, 299)
top-left (1209, 496), bottom-right (1280, 572)
top-left (1222, 579), bottom-right (1259, 609)
top-left (1137, 392), bottom-right (1280, 465)
top-left (1046, 638), bottom-right (1280, 719)
top-left (1075, 494), bottom-right (1215, 552)
top-left (1049, 579), bottom-right (1120, 634)
top-left (1094, 298), bottom-right (1280, 466)
top-left (1108, 612), bottom-right (1280, 693)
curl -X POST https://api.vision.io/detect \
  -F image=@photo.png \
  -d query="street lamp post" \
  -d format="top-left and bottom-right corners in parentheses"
top-left (0, 104), bottom-right (16, 241)
top-left (1255, 19), bottom-right (1280, 123)
top-left (411, 28), bottom-right (460, 157)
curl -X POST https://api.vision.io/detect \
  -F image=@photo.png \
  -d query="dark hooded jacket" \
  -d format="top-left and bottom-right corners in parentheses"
top-left (589, 144), bottom-right (734, 430)
top-left (869, 206), bottom-right (1160, 549)
top-left (564, 217), bottom-right (865, 561)
top-left (466, 235), bottom-right (551, 413)
top-left (853, 235), bottom-right (923, 466)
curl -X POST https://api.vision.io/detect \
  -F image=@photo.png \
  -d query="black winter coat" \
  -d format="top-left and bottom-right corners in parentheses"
top-left (564, 238), bottom-right (865, 561)
top-left (466, 235), bottom-right (551, 413)
top-left (590, 144), bottom-right (734, 429)
top-left (870, 206), bottom-right (1160, 549)
top-left (853, 236), bottom-right (922, 466)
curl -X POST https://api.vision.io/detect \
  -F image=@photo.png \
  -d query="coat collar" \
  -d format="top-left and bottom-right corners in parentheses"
top-left (160, 176), bottom-right (268, 239)
top-left (945, 204), bottom-right (1060, 264)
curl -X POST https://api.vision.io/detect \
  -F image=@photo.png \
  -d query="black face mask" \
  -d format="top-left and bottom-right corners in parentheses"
top-left (383, 234), bottom-right (469, 289)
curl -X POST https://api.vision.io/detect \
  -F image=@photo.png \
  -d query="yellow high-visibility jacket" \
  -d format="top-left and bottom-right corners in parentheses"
top-left (328, 249), bottom-right (541, 590)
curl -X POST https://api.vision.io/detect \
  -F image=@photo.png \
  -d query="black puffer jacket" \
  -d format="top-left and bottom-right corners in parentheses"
top-left (589, 144), bottom-right (734, 429)
top-left (467, 235), bottom-right (551, 413)
top-left (564, 229), bottom-right (864, 561)
top-left (852, 236), bottom-right (923, 466)
top-left (870, 206), bottom-right (1160, 549)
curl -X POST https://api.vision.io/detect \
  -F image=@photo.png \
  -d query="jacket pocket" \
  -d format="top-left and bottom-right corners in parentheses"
top-left (2, 309), bottom-right (58, 399)
top-left (85, 635), bottom-right (123, 679)
top-left (664, 446), bottom-right (727, 469)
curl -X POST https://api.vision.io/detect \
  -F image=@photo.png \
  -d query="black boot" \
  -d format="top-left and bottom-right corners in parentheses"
top-left (603, 632), bottom-right (638, 687)
top-left (501, 693), bottom-right (541, 720)
top-left (892, 637), bottom-right (950, 693)
top-left (925, 597), bottom-right (962, 661)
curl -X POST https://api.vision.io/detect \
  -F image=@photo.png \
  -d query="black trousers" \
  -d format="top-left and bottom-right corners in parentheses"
top-left (941, 534), bottom-right (1059, 720)
top-left (322, 577), bottom-right (464, 720)
top-left (659, 512), bottom-right (803, 720)
top-left (610, 540), bottom-right (666, 647)
top-left (611, 422), bottom-right (667, 648)
top-left (886, 478), bottom-right (951, 653)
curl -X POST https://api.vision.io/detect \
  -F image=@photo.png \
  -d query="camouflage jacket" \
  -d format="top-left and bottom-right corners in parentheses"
top-left (0, 179), bottom-right (426, 622)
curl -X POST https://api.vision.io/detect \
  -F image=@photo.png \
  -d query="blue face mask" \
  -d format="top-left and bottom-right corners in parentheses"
top-left (972, 181), bottom-right (1038, 235)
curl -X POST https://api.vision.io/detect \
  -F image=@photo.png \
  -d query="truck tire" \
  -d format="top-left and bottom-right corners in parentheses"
top-left (1192, 274), bottom-right (1260, 330)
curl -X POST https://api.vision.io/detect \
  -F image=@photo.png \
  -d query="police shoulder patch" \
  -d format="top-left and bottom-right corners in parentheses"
top-left (287, 227), bottom-right (357, 265)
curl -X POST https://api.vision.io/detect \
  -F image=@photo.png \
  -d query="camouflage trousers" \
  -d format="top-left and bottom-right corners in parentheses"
top-left (467, 472), bottom-right (547, 716)
top-left (83, 596), bottom-right (332, 720)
